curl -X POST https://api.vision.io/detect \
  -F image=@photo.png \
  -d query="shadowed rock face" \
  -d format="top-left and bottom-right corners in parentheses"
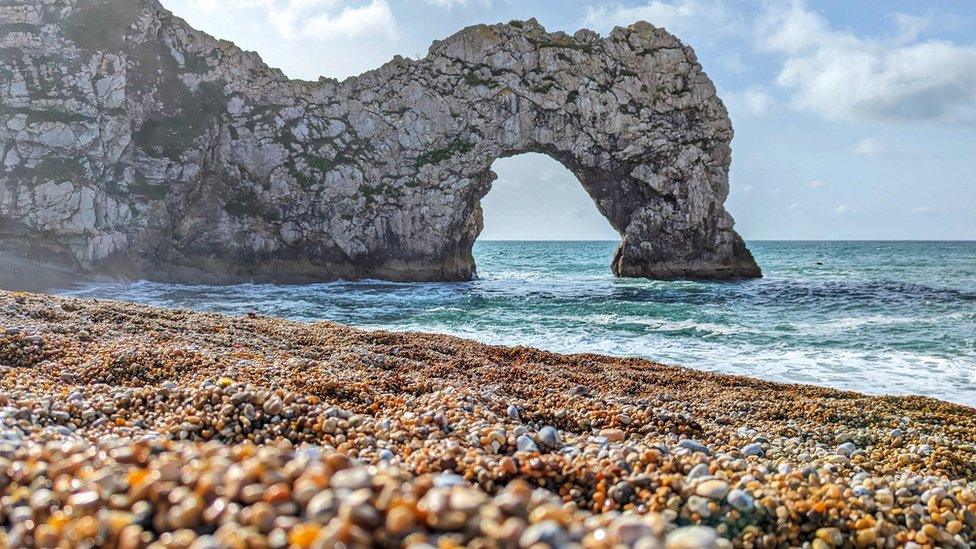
top-left (0, 0), bottom-right (760, 283)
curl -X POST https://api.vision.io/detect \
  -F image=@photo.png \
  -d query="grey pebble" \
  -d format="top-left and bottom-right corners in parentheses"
top-left (520, 520), bottom-right (568, 547)
top-left (506, 404), bottom-right (519, 420)
top-left (516, 434), bottom-right (539, 452)
top-left (687, 462), bottom-right (710, 480)
top-left (538, 425), bottom-right (560, 447)
top-left (741, 442), bottom-right (763, 457)
top-left (677, 439), bottom-right (711, 455)
top-left (835, 442), bottom-right (857, 456)
top-left (727, 489), bottom-right (754, 512)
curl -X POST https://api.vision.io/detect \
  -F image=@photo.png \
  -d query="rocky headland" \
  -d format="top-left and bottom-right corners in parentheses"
top-left (1, 0), bottom-right (759, 283)
top-left (0, 290), bottom-right (973, 547)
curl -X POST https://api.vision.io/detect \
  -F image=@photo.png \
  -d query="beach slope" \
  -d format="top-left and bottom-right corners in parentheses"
top-left (0, 290), bottom-right (973, 547)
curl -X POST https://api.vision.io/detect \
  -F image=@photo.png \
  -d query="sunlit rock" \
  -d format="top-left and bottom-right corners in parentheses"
top-left (0, 0), bottom-right (760, 282)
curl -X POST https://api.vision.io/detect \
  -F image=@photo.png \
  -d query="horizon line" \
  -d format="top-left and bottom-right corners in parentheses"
top-left (476, 238), bottom-right (976, 242)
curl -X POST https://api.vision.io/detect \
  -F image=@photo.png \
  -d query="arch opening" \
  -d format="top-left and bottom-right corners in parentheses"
top-left (471, 153), bottom-right (621, 278)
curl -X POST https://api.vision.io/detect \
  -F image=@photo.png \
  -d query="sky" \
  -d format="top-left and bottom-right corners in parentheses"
top-left (166, 0), bottom-right (976, 240)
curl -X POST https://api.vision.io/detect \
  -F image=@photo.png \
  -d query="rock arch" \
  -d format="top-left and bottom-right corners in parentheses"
top-left (0, 1), bottom-right (761, 283)
top-left (393, 21), bottom-right (760, 280)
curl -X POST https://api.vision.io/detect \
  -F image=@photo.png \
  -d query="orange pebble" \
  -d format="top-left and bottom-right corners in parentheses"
top-left (263, 483), bottom-right (292, 504)
top-left (288, 523), bottom-right (321, 548)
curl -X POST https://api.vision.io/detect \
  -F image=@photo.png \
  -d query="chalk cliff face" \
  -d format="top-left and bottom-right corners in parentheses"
top-left (0, 0), bottom-right (760, 282)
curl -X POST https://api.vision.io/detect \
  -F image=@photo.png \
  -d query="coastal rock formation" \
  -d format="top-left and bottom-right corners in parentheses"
top-left (0, 0), bottom-right (761, 283)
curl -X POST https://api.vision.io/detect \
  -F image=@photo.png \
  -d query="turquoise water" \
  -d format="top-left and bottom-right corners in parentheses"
top-left (63, 241), bottom-right (976, 406)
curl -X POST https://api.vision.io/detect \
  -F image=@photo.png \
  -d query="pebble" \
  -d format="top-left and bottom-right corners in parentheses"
top-left (330, 467), bottom-right (371, 490)
top-left (0, 290), bottom-right (972, 548)
top-left (816, 527), bottom-right (843, 546)
top-left (666, 526), bottom-right (719, 548)
top-left (695, 479), bottom-right (730, 499)
top-left (538, 425), bottom-right (560, 447)
top-left (685, 495), bottom-right (710, 517)
top-left (306, 491), bottom-right (338, 521)
top-left (520, 520), bottom-right (569, 547)
top-left (609, 516), bottom-right (652, 544)
top-left (516, 434), bottom-right (539, 452)
top-left (506, 404), bottom-right (519, 420)
top-left (741, 442), bottom-right (763, 457)
top-left (432, 473), bottom-right (467, 488)
top-left (835, 442), bottom-right (857, 456)
top-left (677, 439), bottom-right (711, 455)
top-left (386, 506), bottom-right (415, 535)
top-left (611, 480), bottom-right (636, 503)
top-left (687, 462), bottom-right (710, 480)
top-left (263, 396), bottom-right (284, 416)
top-left (726, 489), bottom-right (754, 512)
top-left (68, 490), bottom-right (100, 513)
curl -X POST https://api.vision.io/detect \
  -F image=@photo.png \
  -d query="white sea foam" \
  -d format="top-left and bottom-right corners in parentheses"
top-left (411, 328), bottom-right (976, 405)
top-left (61, 241), bottom-right (976, 407)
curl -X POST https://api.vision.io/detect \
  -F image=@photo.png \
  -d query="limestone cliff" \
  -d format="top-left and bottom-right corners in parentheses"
top-left (0, 0), bottom-right (760, 283)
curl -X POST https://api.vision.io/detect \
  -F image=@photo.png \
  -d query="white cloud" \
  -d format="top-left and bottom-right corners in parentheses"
top-left (911, 206), bottom-right (938, 214)
top-left (582, 0), bottom-right (738, 40)
top-left (738, 184), bottom-right (754, 194)
top-left (759, 1), bottom-right (976, 124)
top-left (808, 179), bottom-right (824, 188)
top-left (717, 52), bottom-right (748, 74)
top-left (834, 204), bottom-right (856, 215)
top-left (852, 137), bottom-right (933, 160)
top-left (302, 0), bottom-right (396, 39)
top-left (724, 86), bottom-right (775, 117)
top-left (739, 87), bottom-right (774, 115)
top-left (192, 0), bottom-right (274, 8)
top-left (759, 1), bottom-right (832, 55)
top-left (786, 203), bottom-right (802, 211)
top-left (192, 0), bottom-right (396, 41)
top-left (424, 0), bottom-right (492, 7)
top-left (889, 13), bottom-right (931, 43)
top-left (853, 138), bottom-right (886, 157)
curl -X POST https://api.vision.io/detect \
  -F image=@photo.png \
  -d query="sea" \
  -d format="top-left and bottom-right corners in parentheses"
top-left (62, 241), bottom-right (976, 406)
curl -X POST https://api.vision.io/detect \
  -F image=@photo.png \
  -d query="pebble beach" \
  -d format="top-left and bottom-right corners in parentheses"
top-left (0, 290), bottom-right (974, 548)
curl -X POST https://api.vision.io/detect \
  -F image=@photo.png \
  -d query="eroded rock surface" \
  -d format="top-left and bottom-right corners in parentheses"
top-left (0, 0), bottom-right (760, 283)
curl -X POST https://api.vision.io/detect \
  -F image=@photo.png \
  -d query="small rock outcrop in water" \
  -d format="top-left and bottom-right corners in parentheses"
top-left (0, 0), bottom-right (761, 283)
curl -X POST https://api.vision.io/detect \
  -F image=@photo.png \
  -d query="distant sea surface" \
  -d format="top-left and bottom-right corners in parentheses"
top-left (63, 241), bottom-right (976, 406)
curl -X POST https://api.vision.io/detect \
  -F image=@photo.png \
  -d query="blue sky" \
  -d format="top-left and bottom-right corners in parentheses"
top-left (167, 0), bottom-right (976, 240)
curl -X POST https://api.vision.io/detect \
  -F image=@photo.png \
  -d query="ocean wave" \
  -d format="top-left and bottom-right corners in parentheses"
top-left (59, 241), bottom-right (976, 406)
top-left (575, 314), bottom-right (757, 337)
top-left (416, 328), bottom-right (976, 405)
